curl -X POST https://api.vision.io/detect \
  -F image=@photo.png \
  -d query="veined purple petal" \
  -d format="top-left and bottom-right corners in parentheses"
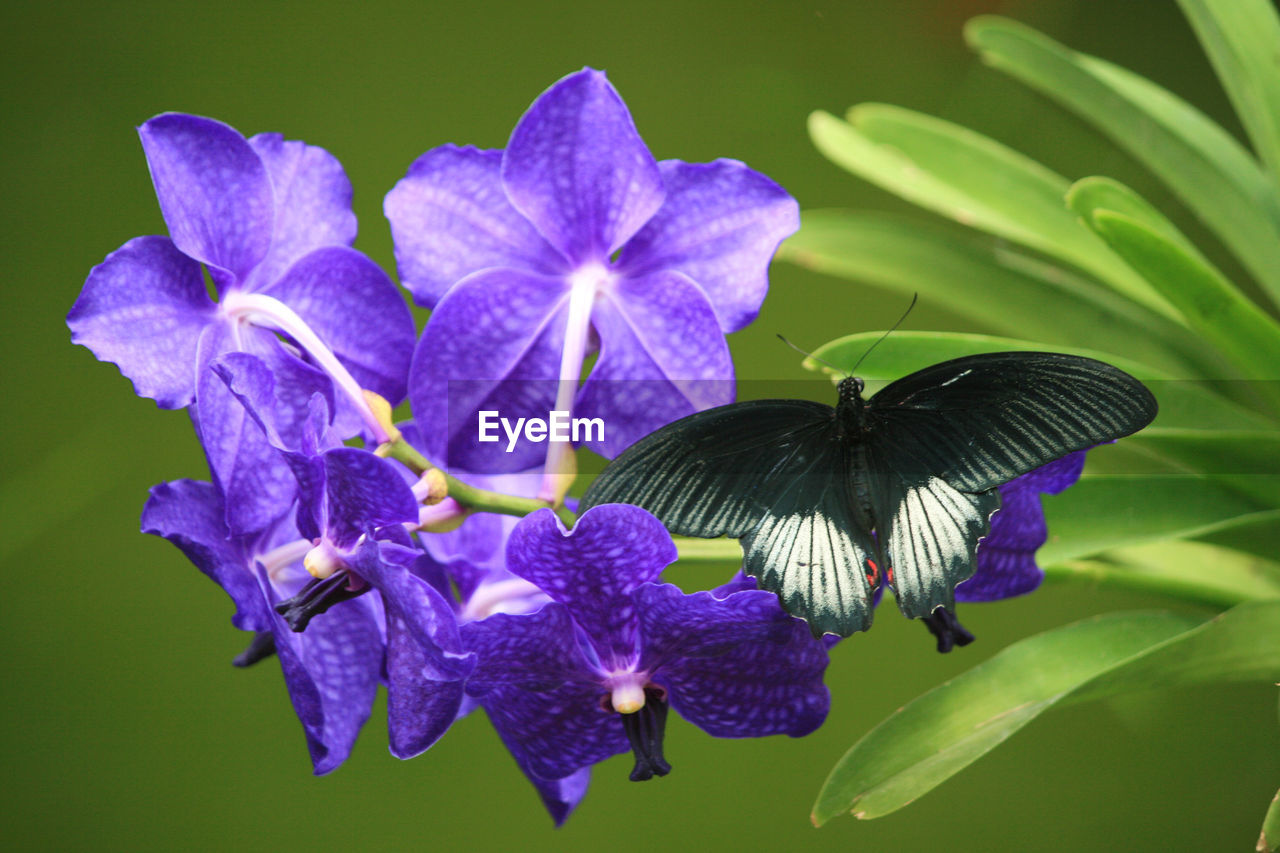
top-left (320, 448), bottom-right (420, 547)
top-left (385, 145), bottom-right (565, 307)
top-left (141, 479), bottom-right (269, 631)
top-left (260, 245), bottom-right (415, 405)
top-left (958, 452), bottom-right (1086, 602)
top-left (507, 506), bottom-right (676, 670)
top-left (138, 114), bottom-right (272, 288)
top-left (616, 159), bottom-right (799, 333)
top-left (195, 324), bottom-right (326, 536)
top-left (577, 270), bottom-right (734, 457)
top-left (502, 69), bottom-right (664, 264)
top-left (481, 684), bottom-right (627, 782)
top-left (638, 585), bottom-right (831, 739)
top-left (68, 236), bottom-right (214, 408)
top-left (409, 268), bottom-right (568, 473)
top-left (262, 575), bottom-right (382, 775)
top-left (635, 584), bottom-right (796, 670)
top-left (461, 604), bottom-right (587, 692)
top-left (245, 133), bottom-right (358, 291)
top-left (385, 613), bottom-right (467, 759)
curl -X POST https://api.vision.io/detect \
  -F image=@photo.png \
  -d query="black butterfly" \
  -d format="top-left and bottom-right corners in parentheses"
top-left (580, 352), bottom-right (1158, 647)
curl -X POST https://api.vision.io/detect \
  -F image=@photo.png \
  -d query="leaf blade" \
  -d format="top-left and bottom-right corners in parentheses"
top-left (966, 15), bottom-right (1280, 305)
top-left (814, 602), bottom-right (1280, 824)
top-left (806, 107), bottom-right (1176, 317)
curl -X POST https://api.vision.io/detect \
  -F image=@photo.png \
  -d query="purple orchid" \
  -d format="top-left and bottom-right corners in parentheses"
top-left (386, 68), bottom-right (798, 480)
top-left (461, 504), bottom-right (831, 800)
top-left (69, 113), bottom-right (415, 535)
top-left (142, 478), bottom-right (385, 774)
top-left (213, 351), bottom-right (477, 758)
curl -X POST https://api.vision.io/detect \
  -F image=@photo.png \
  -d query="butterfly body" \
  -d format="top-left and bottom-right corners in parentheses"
top-left (581, 352), bottom-right (1157, 639)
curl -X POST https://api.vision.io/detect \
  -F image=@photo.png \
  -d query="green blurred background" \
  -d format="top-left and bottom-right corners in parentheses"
top-left (4, 1), bottom-right (1277, 850)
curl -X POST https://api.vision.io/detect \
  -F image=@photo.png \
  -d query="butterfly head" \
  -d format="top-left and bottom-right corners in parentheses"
top-left (838, 375), bottom-right (865, 404)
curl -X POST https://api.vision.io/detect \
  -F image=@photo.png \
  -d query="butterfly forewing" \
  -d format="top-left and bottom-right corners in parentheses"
top-left (866, 352), bottom-right (1158, 491)
top-left (580, 399), bottom-right (836, 538)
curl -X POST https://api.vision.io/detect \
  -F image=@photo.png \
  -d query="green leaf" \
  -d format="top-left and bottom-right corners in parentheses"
top-left (1260, 788), bottom-right (1280, 853)
top-left (1196, 510), bottom-right (1280, 563)
top-left (807, 107), bottom-right (1177, 317)
top-left (808, 330), bottom-right (1271, 431)
top-left (1082, 208), bottom-right (1280, 388)
top-left (1046, 540), bottom-right (1280, 609)
top-left (1129, 429), bottom-right (1280, 505)
top-left (777, 210), bottom-right (1215, 375)
top-left (1040, 475), bottom-right (1271, 565)
top-left (1177, 0), bottom-right (1280, 190)
top-left (813, 602), bottom-right (1280, 824)
top-left (966, 16), bottom-right (1280, 306)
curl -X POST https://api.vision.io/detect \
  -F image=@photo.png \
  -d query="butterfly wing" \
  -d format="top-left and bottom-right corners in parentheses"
top-left (864, 351), bottom-right (1156, 618)
top-left (580, 399), bottom-right (878, 636)
top-left (865, 351), bottom-right (1158, 492)
top-left (867, 471), bottom-right (1001, 619)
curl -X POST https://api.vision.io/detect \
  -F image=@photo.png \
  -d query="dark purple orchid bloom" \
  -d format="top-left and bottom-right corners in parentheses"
top-left (213, 351), bottom-right (476, 758)
top-left (387, 69), bottom-right (798, 478)
top-left (461, 504), bottom-right (831, 800)
top-left (142, 478), bottom-right (385, 774)
top-left (69, 113), bottom-right (415, 535)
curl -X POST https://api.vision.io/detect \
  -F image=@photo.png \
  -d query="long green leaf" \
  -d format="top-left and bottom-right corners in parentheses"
top-left (1084, 209), bottom-right (1280, 389)
top-left (1047, 540), bottom-right (1280, 610)
top-left (1260, 788), bottom-right (1280, 853)
top-left (813, 602), bottom-right (1280, 824)
top-left (1177, 0), bottom-right (1280, 189)
top-left (777, 210), bottom-right (1214, 375)
top-left (807, 107), bottom-right (1177, 318)
top-left (1040, 475), bottom-right (1270, 565)
top-left (966, 15), bottom-right (1280, 306)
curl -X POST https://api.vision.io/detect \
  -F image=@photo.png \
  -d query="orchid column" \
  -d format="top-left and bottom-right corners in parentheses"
top-left (387, 69), bottom-right (799, 497)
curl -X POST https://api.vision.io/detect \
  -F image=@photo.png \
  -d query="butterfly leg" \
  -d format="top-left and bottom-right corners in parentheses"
top-left (922, 605), bottom-right (974, 654)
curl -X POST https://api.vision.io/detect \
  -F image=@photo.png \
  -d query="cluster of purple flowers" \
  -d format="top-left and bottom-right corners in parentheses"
top-left (68, 68), bottom-right (1081, 823)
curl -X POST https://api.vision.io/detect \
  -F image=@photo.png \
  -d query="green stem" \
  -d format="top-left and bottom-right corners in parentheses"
top-left (380, 436), bottom-right (576, 526)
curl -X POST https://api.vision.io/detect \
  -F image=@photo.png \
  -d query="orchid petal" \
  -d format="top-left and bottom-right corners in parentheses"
top-left (138, 114), bottom-right (272, 287)
top-left (639, 585), bottom-right (831, 738)
top-left (262, 576), bottom-right (382, 775)
top-left (502, 69), bottom-right (664, 264)
top-left (68, 236), bottom-right (214, 408)
top-left (507, 506), bottom-right (676, 670)
top-left (260, 245), bottom-right (415, 405)
top-left (245, 132), bottom-right (357, 291)
top-left (408, 268), bottom-right (568, 473)
top-left (140, 479), bottom-right (269, 631)
top-left (385, 145), bottom-right (564, 307)
top-left (617, 159), bottom-right (799, 332)
top-left (577, 270), bottom-right (733, 457)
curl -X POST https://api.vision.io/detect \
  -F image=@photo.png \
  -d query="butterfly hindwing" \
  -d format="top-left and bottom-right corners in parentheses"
top-left (869, 469), bottom-right (1001, 619)
top-left (741, 447), bottom-right (878, 636)
top-left (866, 352), bottom-right (1158, 491)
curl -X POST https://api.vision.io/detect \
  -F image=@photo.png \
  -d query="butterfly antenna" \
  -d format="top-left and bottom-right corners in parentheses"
top-left (849, 292), bottom-right (918, 375)
top-left (777, 334), bottom-right (848, 378)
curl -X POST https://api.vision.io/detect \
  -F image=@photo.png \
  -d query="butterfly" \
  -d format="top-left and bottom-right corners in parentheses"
top-left (579, 351), bottom-right (1158, 644)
